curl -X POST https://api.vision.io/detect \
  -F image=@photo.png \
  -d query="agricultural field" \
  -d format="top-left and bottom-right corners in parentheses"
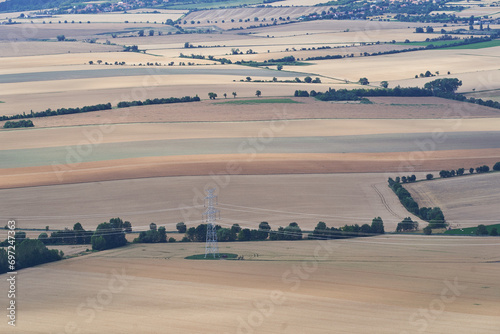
top-left (0, 237), bottom-right (499, 333)
top-left (405, 172), bottom-right (500, 229)
top-left (1, 2), bottom-right (500, 333)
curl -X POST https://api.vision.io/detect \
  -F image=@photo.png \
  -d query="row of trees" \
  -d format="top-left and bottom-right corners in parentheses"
top-left (1, 94), bottom-right (203, 122)
top-left (184, 222), bottom-right (282, 242)
top-left (388, 178), bottom-right (446, 229)
top-left (116, 95), bottom-right (200, 108)
top-left (308, 218), bottom-right (385, 240)
top-left (1, 103), bottom-right (112, 121)
top-left (433, 162), bottom-right (499, 179)
top-left (37, 221), bottom-right (132, 246)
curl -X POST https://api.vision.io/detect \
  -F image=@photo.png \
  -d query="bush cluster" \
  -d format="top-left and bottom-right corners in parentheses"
top-left (3, 119), bottom-right (34, 128)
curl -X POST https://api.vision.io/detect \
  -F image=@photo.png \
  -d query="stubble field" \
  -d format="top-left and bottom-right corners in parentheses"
top-left (0, 237), bottom-right (498, 333)
top-left (405, 172), bottom-right (500, 229)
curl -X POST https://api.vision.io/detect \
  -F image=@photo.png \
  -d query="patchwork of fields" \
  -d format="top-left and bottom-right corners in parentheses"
top-left (1, 4), bottom-right (500, 333)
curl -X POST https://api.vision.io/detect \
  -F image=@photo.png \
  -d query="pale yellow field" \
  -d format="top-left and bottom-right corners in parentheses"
top-left (2, 12), bottom-right (187, 24)
top-left (455, 6), bottom-right (500, 18)
top-left (4, 118), bottom-right (500, 150)
top-left (0, 237), bottom-right (499, 333)
top-left (182, 6), bottom-right (331, 24)
top-left (304, 48), bottom-right (500, 89)
top-left (266, 0), bottom-right (329, 6)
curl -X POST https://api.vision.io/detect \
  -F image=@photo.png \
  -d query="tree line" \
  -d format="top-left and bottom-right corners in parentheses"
top-left (311, 78), bottom-right (500, 113)
top-left (1, 94), bottom-right (202, 122)
top-left (308, 218), bottom-right (385, 240)
top-left (116, 95), bottom-right (200, 108)
top-left (0, 103), bottom-right (112, 121)
top-left (388, 178), bottom-right (446, 229)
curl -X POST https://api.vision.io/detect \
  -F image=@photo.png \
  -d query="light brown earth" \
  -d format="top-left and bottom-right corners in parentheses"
top-left (2, 96), bottom-right (500, 128)
top-left (405, 172), bottom-right (500, 229)
top-left (0, 237), bottom-right (499, 333)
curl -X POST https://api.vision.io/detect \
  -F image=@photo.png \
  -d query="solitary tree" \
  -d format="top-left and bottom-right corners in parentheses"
top-left (208, 92), bottom-right (217, 100)
top-left (380, 81), bottom-right (389, 88)
top-left (223, 93), bottom-right (227, 99)
top-left (149, 29), bottom-right (154, 36)
top-left (277, 64), bottom-right (283, 71)
top-left (476, 224), bottom-right (488, 236)
top-left (138, 30), bottom-right (144, 37)
top-left (304, 76), bottom-right (312, 83)
top-left (256, 90), bottom-right (262, 97)
top-left (359, 77), bottom-right (369, 85)
top-left (57, 35), bottom-right (65, 41)
top-left (232, 92), bottom-right (237, 98)
top-left (246, 76), bottom-right (252, 82)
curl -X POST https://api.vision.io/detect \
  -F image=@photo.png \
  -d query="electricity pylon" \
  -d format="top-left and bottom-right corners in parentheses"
top-left (204, 188), bottom-right (219, 258)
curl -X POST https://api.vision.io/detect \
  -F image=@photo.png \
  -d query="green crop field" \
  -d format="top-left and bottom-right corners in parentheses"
top-left (445, 39), bottom-right (500, 49)
top-left (185, 253), bottom-right (239, 260)
top-left (214, 98), bottom-right (302, 105)
top-left (444, 224), bottom-right (500, 236)
top-left (396, 40), bottom-right (465, 47)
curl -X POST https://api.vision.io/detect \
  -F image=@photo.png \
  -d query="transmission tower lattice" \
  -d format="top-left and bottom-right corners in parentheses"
top-left (204, 188), bottom-right (219, 258)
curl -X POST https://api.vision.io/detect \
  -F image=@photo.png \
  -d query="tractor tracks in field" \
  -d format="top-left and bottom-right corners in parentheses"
top-left (371, 183), bottom-right (403, 220)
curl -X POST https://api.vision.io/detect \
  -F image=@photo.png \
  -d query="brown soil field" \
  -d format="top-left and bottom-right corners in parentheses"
top-left (0, 237), bottom-right (499, 333)
top-left (2, 148), bottom-right (500, 190)
top-left (3, 96), bottom-right (499, 128)
top-left (405, 172), bottom-right (500, 228)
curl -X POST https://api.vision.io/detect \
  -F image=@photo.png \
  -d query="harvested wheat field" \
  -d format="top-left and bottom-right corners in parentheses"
top-left (405, 172), bottom-right (500, 229)
top-left (0, 237), bottom-right (499, 333)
